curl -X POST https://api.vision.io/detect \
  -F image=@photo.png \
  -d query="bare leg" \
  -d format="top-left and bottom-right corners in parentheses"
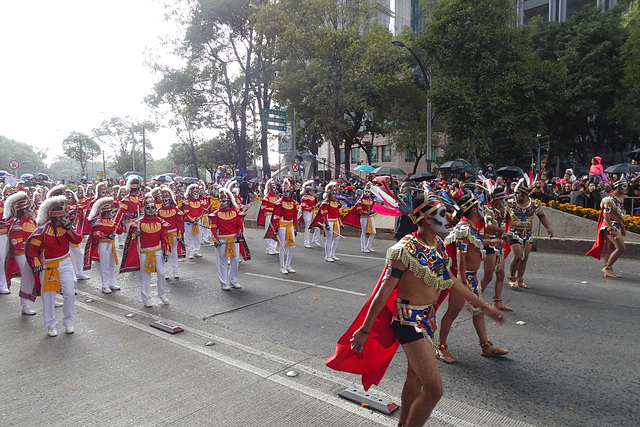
top-left (493, 268), bottom-right (511, 310)
top-left (436, 286), bottom-right (466, 363)
top-left (398, 362), bottom-right (421, 426)
top-left (480, 253), bottom-right (496, 293)
top-left (399, 339), bottom-right (444, 427)
top-left (472, 313), bottom-right (508, 357)
top-left (516, 244), bottom-right (532, 288)
top-left (509, 244), bottom-right (523, 288)
top-left (603, 234), bottom-right (626, 278)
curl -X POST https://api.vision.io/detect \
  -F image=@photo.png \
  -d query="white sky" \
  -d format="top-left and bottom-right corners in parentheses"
top-left (0, 0), bottom-right (179, 165)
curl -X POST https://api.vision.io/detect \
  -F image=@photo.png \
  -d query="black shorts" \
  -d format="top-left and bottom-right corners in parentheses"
top-left (485, 246), bottom-right (495, 255)
top-left (391, 320), bottom-right (424, 345)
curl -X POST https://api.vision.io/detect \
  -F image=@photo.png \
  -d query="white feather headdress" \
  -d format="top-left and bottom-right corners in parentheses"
top-left (46, 184), bottom-right (67, 199)
top-left (3, 191), bottom-right (29, 221)
top-left (219, 187), bottom-right (238, 210)
top-left (36, 195), bottom-right (67, 225)
top-left (88, 197), bottom-right (114, 222)
top-left (301, 180), bottom-right (314, 195)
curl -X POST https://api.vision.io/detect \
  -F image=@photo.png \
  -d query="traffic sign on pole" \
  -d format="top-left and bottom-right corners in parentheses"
top-left (263, 108), bottom-right (286, 116)
top-left (8, 160), bottom-right (19, 170)
top-left (291, 162), bottom-right (299, 172)
top-left (171, 167), bottom-right (179, 174)
top-left (264, 124), bottom-right (287, 132)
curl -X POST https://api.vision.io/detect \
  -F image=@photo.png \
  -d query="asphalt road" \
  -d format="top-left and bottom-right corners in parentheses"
top-left (1, 227), bottom-right (638, 426)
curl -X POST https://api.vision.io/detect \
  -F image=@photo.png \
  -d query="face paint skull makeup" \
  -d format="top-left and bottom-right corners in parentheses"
top-left (476, 201), bottom-right (485, 218)
top-left (144, 204), bottom-right (157, 217)
top-left (428, 206), bottom-right (449, 234)
top-left (162, 198), bottom-right (172, 207)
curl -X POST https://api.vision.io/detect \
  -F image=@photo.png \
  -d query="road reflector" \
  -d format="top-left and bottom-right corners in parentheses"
top-left (338, 387), bottom-right (399, 415)
top-left (151, 320), bottom-right (184, 334)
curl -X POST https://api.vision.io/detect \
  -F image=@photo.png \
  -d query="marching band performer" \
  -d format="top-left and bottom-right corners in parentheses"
top-left (182, 183), bottom-right (205, 258)
top-left (271, 179), bottom-right (299, 274)
top-left (65, 188), bottom-right (90, 281)
top-left (133, 198), bottom-right (171, 307)
top-left (157, 187), bottom-right (184, 279)
top-left (258, 179), bottom-right (280, 255)
top-left (209, 188), bottom-right (243, 290)
top-left (4, 191), bottom-right (38, 315)
top-left (312, 181), bottom-right (343, 262)
top-left (84, 197), bottom-right (124, 294)
top-left (299, 180), bottom-right (320, 248)
top-left (349, 183), bottom-right (377, 253)
top-left (0, 186), bottom-right (15, 295)
top-left (27, 196), bottom-right (82, 336)
top-left (116, 177), bottom-right (143, 247)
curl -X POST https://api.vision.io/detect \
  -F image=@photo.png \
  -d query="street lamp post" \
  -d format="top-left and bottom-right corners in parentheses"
top-left (392, 40), bottom-right (433, 173)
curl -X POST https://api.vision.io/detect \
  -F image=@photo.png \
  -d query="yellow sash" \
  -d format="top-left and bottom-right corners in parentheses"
top-left (192, 223), bottom-right (199, 234)
top-left (43, 254), bottom-right (70, 293)
top-left (328, 219), bottom-right (340, 237)
top-left (141, 248), bottom-right (160, 273)
top-left (281, 220), bottom-right (295, 247)
top-left (167, 230), bottom-right (177, 247)
top-left (221, 236), bottom-right (236, 258)
top-left (111, 240), bottom-right (119, 265)
top-left (365, 216), bottom-right (373, 234)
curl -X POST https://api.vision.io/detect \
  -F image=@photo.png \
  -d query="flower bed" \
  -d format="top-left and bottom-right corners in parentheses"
top-left (543, 200), bottom-right (640, 234)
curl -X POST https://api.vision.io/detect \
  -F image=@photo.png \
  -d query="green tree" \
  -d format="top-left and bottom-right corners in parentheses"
top-left (92, 117), bottom-right (155, 176)
top-left (62, 132), bottom-right (101, 177)
top-left (0, 135), bottom-right (48, 177)
top-left (530, 5), bottom-right (629, 165)
top-left (422, 0), bottom-right (565, 169)
top-left (619, 1), bottom-right (640, 136)
top-left (257, 0), bottom-right (407, 177)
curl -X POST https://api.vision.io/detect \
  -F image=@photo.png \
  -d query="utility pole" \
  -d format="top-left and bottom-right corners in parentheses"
top-left (102, 150), bottom-right (106, 181)
top-left (142, 126), bottom-right (147, 182)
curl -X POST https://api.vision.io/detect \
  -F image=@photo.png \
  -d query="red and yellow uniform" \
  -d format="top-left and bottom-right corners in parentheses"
top-left (182, 196), bottom-right (205, 257)
top-left (137, 215), bottom-right (170, 306)
top-left (209, 203), bottom-right (243, 288)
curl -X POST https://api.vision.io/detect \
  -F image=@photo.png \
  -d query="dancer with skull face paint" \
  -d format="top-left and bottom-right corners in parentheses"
top-left (157, 187), bottom-right (184, 279)
top-left (116, 178), bottom-right (143, 247)
top-left (4, 192), bottom-right (38, 315)
top-left (259, 179), bottom-right (280, 255)
top-left (310, 181), bottom-right (343, 262)
top-left (327, 182), bottom-right (506, 426)
top-left (133, 198), bottom-right (171, 307)
top-left (505, 178), bottom-right (553, 289)
top-left (0, 186), bottom-right (17, 295)
top-left (85, 197), bottom-right (124, 294)
top-left (436, 192), bottom-right (508, 364)
top-left (209, 188), bottom-right (244, 290)
top-left (182, 183), bottom-right (205, 258)
top-left (271, 179), bottom-right (300, 274)
top-left (26, 196), bottom-right (83, 336)
top-left (480, 186), bottom-right (511, 311)
top-left (586, 176), bottom-right (628, 277)
top-left (355, 183), bottom-right (377, 253)
top-left (299, 180), bottom-right (320, 248)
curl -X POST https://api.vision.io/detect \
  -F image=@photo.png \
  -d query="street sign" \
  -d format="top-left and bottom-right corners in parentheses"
top-left (171, 167), bottom-right (179, 174)
top-left (98, 171), bottom-right (105, 178)
top-left (265, 124), bottom-right (287, 131)
top-left (291, 162), bottom-right (299, 172)
top-left (262, 116), bottom-right (286, 124)
top-left (263, 108), bottom-right (286, 116)
top-left (8, 160), bottom-right (19, 170)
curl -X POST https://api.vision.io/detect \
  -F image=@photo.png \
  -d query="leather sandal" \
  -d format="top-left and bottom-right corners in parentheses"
top-left (516, 278), bottom-right (531, 289)
top-left (493, 297), bottom-right (512, 311)
top-left (436, 342), bottom-right (455, 363)
top-left (480, 340), bottom-right (509, 358)
top-left (508, 275), bottom-right (519, 289)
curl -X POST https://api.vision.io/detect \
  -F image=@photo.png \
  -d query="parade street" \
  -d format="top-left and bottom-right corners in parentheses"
top-left (1, 228), bottom-right (638, 427)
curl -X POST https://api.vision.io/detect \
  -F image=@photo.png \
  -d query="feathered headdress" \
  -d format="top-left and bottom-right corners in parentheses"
top-left (88, 197), bottom-right (114, 222)
top-left (324, 181), bottom-right (338, 199)
top-left (264, 178), bottom-right (274, 197)
top-left (150, 187), bottom-right (162, 199)
top-left (218, 187), bottom-right (238, 209)
top-left (186, 183), bottom-right (199, 198)
top-left (36, 195), bottom-right (68, 225)
top-left (301, 180), bottom-right (314, 195)
top-left (160, 186), bottom-right (177, 205)
top-left (408, 182), bottom-right (447, 224)
top-left (612, 174), bottom-right (627, 189)
top-left (3, 191), bottom-right (29, 221)
top-left (126, 176), bottom-right (140, 192)
top-left (66, 189), bottom-right (79, 203)
top-left (46, 184), bottom-right (67, 199)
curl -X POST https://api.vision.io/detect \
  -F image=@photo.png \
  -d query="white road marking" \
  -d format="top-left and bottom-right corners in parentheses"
top-left (244, 272), bottom-right (366, 296)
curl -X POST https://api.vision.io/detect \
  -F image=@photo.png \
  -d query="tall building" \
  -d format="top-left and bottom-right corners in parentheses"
top-left (518, 0), bottom-right (619, 24)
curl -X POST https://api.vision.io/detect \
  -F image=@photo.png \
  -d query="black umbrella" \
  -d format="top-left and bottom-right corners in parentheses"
top-left (438, 159), bottom-right (473, 174)
top-left (496, 166), bottom-right (525, 179)
top-left (0, 170), bottom-right (8, 177)
top-left (409, 171), bottom-right (436, 182)
top-left (36, 173), bottom-right (50, 181)
top-left (604, 163), bottom-right (640, 175)
top-left (152, 174), bottom-right (173, 183)
top-left (627, 149), bottom-right (640, 161)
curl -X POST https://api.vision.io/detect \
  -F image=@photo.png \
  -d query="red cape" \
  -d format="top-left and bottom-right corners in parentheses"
top-left (585, 211), bottom-right (606, 259)
top-left (119, 226), bottom-right (140, 273)
top-left (82, 232), bottom-right (100, 271)
top-left (341, 206), bottom-right (360, 229)
top-left (325, 265), bottom-right (400, 391)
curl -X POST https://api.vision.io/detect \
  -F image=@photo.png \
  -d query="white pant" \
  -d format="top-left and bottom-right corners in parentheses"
top-left (41, 257), bottom-right (75, 328)
top-left (324, 221), bottom-right (340, 258)
top-left (118, 218), bottom-right (133, 246)
top-left (69, 243), bottom-right (84, 279)
top-left (185, 222), bottom-right (201, 256)
top-left (302, 211), bottom-right (320, 245)
top-left (0, 234), bottom-right (8, 291)
top-left (216, 235), bottom-right (239, 285)
top-left (360, 216), bottom-right (376, 249)
top-left (200, 218), bottom-right (211, 243)
top-left (140, 250), bottom-right (166, 304)
top-left (16, 254), bottom-right (35, 307)
top-left (264, 214), bottom-right (278, 253)
top-left (98, 242), bottom-right (116, 289)
top-left (278, 226), bottom-right (295, 269)
top-left (164, 239), bottom-right (179, 276)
